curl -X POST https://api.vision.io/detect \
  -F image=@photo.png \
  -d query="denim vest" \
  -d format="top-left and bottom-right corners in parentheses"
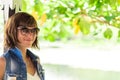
top-left (3, 47), bottom-right (45, 80)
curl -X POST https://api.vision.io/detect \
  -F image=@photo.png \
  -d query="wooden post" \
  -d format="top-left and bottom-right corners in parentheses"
top-left (0, 0), bottom-right (22, 52)
top-left (1, 0), bottom-right (22, 24)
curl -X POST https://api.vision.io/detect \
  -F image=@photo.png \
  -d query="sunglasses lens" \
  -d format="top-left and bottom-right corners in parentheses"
top-left (18, 27), bottom-right (40, 35)
top-left (22, 28), bottom-right (29, 34)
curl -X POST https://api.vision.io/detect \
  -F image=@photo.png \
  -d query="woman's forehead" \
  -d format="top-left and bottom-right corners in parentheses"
top-left (18, 25), bottom-right (36, 28)
top-left (19, 23), bottom-right (36, 27)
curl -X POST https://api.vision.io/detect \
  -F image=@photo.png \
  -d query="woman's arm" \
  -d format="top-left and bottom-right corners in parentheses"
top-left (0, 57), bottom-right (6, 79)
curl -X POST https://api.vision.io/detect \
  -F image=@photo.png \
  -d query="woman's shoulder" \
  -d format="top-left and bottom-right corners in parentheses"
top-left (0, 56), bottom-right (6, 65)
top-left (0, 56), bottom-right (6, 79)
top-left (0, 56), bottom-right (6, 69)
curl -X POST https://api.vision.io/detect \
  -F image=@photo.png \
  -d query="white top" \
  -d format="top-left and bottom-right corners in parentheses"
top-left (27, 71), bottom-right (40, 80)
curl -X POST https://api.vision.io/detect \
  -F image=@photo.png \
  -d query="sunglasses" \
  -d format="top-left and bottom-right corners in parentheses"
top-left (17, 26), bottom-right (40, 36)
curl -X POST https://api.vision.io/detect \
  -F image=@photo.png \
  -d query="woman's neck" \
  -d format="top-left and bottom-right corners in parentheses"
top-left (16, 46), bottom-right (28, 60)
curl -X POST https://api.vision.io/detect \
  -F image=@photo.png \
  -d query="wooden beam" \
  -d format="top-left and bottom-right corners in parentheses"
top-left (0, 0), bottom-right (22, 52)
top-left (1, 0), bottom-right (22, 23)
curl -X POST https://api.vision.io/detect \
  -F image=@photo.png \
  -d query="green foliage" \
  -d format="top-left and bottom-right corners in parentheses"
top-left (22, 0), bottom-right (27, 11)
top-left (22, 0), bottom-right (120, 42)
top-left (78, 17), bottom-right (90, 35)
top-left (103, 28), bottom-right (113, 39)
top-left (118, 30), bottom-right (120, 38)
top-left (33, 0), bottom-right (44, 16)
top-left (40, 18), bottom-right (72, 41)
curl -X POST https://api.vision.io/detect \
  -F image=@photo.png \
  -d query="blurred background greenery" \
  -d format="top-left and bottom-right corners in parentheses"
top-left (22, 0), bottom-right (120, 42)
top-left (43, 63), bottom-right (120, 80)
top-left (1, 0), bottom-right (120, 80)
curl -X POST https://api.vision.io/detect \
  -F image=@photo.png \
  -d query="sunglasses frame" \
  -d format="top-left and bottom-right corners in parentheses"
top-left (17, 26), bottom-right (40, 36)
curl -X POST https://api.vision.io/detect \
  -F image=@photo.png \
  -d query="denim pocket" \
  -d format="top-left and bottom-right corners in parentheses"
top-left (7, 73), bottom-right (17, 80)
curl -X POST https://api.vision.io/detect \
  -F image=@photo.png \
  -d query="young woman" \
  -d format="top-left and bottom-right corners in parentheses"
top-left (0, 12), bottom-right (44, 80)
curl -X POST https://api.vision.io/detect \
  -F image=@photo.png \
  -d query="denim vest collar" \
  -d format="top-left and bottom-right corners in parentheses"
top-left (3, 47), bottom-right (44, 80)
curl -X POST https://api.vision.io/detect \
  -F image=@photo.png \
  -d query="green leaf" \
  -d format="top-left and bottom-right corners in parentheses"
top-left (89, 0), bottom-right (98, 5)
top-left (45, 34), bottom-right (55, 42)
top-left (103, 28), bottom-right (113, 39)
top-left (104, 16), bottom-right (115, 22)
top-left (57, 6), bottom-right (67, 14)
top-left (34, 0), bottom-right (44, 16)
top-left (78, 18), bottom-right (90, 35)
top-left (22, 0), bottom-right (27, 11)
top-left (118, 30), bottom-right (120, 38)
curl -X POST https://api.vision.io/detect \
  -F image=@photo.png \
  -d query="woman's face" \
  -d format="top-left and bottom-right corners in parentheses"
top-left (17, 26), bottom-right (39, 48)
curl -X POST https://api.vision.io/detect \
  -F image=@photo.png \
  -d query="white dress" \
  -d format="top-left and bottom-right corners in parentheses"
top-left (27, 71), bottom-right (40, 80)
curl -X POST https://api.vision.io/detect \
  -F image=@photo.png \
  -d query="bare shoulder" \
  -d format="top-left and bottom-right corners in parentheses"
top-left (0, 56), bottom-right (6, 66)
top-left (0, 56), bottom-right (6, 79)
